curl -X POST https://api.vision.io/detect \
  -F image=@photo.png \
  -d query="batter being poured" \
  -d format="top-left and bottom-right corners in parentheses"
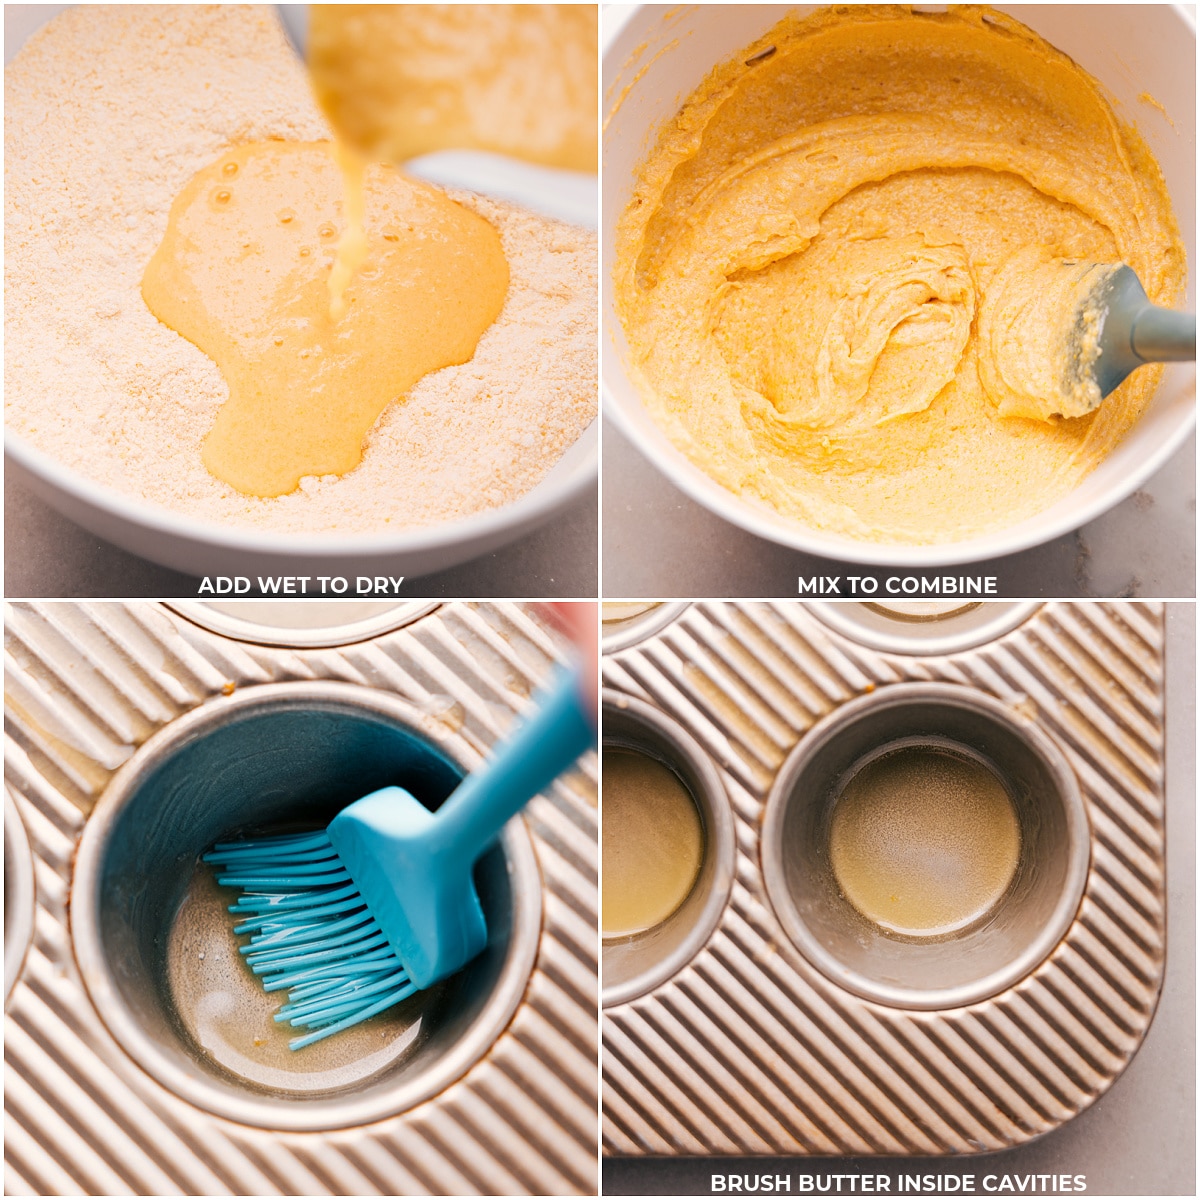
top-left (309, 6), bottom-right (598, 330)
top-left (143, 141), bottom-right (508, 497)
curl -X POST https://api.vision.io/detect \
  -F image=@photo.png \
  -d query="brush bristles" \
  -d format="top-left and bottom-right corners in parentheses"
top-left (203, 832), bottom-right (417, 1050)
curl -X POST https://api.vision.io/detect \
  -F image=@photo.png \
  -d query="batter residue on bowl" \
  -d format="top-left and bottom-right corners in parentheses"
top-left (613, 5), bottom-right (1185, 544)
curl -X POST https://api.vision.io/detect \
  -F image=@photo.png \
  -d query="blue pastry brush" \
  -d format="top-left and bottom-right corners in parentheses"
top-left (204, 665), bottom-right (593, 1049)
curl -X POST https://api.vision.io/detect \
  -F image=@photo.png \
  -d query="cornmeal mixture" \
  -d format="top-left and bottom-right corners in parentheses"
top-left (614, 6), bottom-right (1184, 544)
top-left (6, 6), bottom-right (596, 531)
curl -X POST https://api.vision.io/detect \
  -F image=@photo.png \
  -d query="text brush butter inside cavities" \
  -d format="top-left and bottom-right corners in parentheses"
top-left (612, 5), bottom-right (1186, 545)
top-left (602, 749), bottom-right (704, 938)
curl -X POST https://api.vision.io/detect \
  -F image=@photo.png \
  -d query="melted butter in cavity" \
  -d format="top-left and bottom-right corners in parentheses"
top-left (166, 859), bottom-right (441, 1089)
top-left (142, 141), bottom-right (508, 497)
top-left (603, 749), bottom-right (703, 937)
top-left (830, 746), bottom-right (1021, 937)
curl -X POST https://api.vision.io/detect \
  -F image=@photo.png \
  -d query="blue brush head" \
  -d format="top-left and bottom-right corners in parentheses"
top-left (326, 785), bottom-right (489, 990)
top-left (204, 784), bottom-right (498, 1050)
top-left (203, 829), bottom-right (419, 1049)
top-left (204, 664), bottom-right (593, 1050)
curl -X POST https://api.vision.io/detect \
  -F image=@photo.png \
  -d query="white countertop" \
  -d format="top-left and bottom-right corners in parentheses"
top-left (603, 422), bottom-right (1197, 599)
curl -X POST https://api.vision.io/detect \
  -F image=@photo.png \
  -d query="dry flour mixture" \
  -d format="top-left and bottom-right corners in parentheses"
top-left (5, 5), bottom-right (596, 534)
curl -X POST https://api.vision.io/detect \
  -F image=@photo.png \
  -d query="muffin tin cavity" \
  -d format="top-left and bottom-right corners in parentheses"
top-left (71, 681), bottom-right (541, 1131)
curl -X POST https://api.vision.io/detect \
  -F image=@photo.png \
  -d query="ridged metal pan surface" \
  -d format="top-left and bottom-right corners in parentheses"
top-left (601, 601), bottom-right (1165, 1157)
top-left (4, 601), bottom-right (598, 1196)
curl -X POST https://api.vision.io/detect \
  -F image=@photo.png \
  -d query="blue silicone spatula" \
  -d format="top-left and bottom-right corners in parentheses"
top-left (1081, 264), bottom-right (1195, 399)
top-left (204, 665), bottom-right (593, 1048)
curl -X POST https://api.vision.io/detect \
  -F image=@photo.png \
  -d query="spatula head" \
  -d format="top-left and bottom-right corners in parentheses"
top-left (1085, 265), bottom-right (1148, 400)
top-left (328, 786), bottom-right (487, 990)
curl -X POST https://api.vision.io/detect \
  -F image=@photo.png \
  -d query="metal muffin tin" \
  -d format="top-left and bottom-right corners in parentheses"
top-left (807, 601), bottom-right (1042, 655)
top-left (601, 692), bottom-right (735, 1008)
top-left (760, 683), bottom-right (1091, 1011)
top-left (4, 787), bottom-right (35, 1005)
top-left (4, 601), bottom-right (597, 1195)
top-left (602, 601), bottom-right (1166, 1156)
top-left (72, 681), bottom-right (543, 1133)
top-left (601, 602), bottom-right (690, 653)
top-left (167, 601), bottom-right (441, 648)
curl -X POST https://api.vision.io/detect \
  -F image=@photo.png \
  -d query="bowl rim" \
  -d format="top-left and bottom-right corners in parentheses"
top-left (6, 422), bottom-right (596, 558)
top-left (602, 389), bottom-right (1195, 568)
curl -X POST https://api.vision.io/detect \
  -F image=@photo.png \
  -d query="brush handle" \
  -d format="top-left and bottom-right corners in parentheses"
top-left (430, 665), bottom-right (594, 863)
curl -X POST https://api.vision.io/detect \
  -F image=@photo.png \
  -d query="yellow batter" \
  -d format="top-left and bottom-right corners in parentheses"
top-left (977, 252), bottom-right (1118, 421)
top-left (143, 142), bottom-right (507, 497)
top-left (309, 5), bottom-right (597, 320)
top-left (614, 6), bottom-right (1185, 543)
top-left (307, 5), bottom-right (598, 172)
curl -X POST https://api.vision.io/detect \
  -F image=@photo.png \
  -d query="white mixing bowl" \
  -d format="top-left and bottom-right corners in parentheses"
top-left (5, 4), bottom-right (597, 580)
top-left (602, 4), bottom-right (1195, 567)
top-left (6, 425), bottom-right (595, 580)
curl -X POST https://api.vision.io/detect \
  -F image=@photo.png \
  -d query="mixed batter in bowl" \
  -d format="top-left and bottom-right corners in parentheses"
top-left (612, 5), bottom-right (1186, 545)
top-left (5, 5), bottom-right (597, 536)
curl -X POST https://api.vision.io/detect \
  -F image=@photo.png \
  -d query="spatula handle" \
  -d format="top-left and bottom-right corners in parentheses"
top-left (432, 665), bottom-right (594, 862)
top-left (1132, 305), bottom-right (1196, 363)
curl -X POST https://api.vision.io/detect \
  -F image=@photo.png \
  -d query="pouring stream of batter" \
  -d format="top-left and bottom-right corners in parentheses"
top-left (142, 6), bottom-right (597, 497)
